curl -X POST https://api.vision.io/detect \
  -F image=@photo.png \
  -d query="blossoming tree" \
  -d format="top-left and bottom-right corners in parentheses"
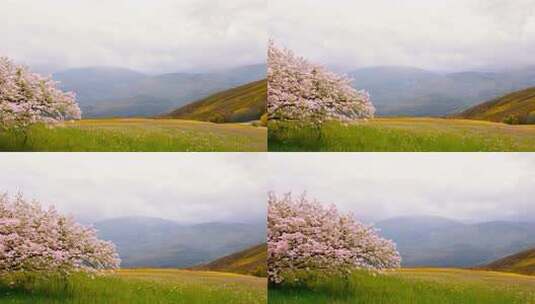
top-left (0, 57), bottom-right (81, 132)
top-left (268, 193), bottom-right (400, 284)
top-left (0, 193), bottom-right (120, 281)
top-left (268, 42), bottom-right (375, 127)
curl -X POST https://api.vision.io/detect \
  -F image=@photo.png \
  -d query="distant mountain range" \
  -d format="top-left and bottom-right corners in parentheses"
top-left (375, 216), bottom-right (535, 267)
top-left (349, 66), bottom-right (535, 116)
top-left (164, 79), bottom-right (266, 123)
top-left (455, 86), bottom-right (535, 124)
top-left (51, 63), bottom-right (535, 119)
top-left (93, 216), bottom-right (266, 268)
top-left (99, 215), bottom-right (535, 271)
top-left (53, 64), bottom-right (266, 118)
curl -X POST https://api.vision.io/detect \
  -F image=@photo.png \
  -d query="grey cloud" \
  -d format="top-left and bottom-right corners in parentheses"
top-left (477, 0), bottom-right (535, 36)
top-left (269, 0), bottom-right (535, 72)
top-left (0, 0), bottom-right (266, 73)
top-left (268, 153), bottom-right (534, 223)
top-left (2, 153), bottom-right (533, 225)
top-left (0, 153), bottom-right (267, 224)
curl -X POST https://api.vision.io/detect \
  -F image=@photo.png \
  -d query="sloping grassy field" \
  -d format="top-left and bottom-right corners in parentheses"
top-left (165, 79), bottom-right (267, 123)
top-left (479, 248), bottom-right (535, 276)
top-left (456, 86), bottom-right (535, 123)
top-left (269, 268), bottom-right (535, 304)
top-left (194, 243), bottom-right (267, 277)
top-left (269, 117), bottom-right (535, 151)
top-left (0, 118), bottom-right (267, 152)
top-left (0, 269), bottom-right (267, 304)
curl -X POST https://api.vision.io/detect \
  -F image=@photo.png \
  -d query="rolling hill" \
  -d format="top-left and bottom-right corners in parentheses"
top-left (93, 216), bottom-right (266, 268)
top-left (194, 243), bottom-right (267, 277)
top-left (375, 216), bottom-right (535, 267)
top-left (455, 86), bottom-right (535, 124)
top-left (479, 247), bottom-right (535, 275)
top-left (53, 64), bottom-right (266, 117)
top-left (349, 66), bottom-right (535, 116)
top-left (164, 79), bottom-right (266, 123)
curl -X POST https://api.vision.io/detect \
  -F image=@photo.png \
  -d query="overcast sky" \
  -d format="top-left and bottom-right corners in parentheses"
top-left (4, 153), bottom-right (533, 225)
top-left (270, 0), bottom-right (535, 72)
top-left (1, 0), bottom-right (266, 74)
top-left (0, 153), bottom-right (267, 224)
top-left (269, 153), bottom-right (534, 223)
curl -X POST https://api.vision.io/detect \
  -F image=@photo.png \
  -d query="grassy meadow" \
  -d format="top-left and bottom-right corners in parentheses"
top-left (269, 268), bottom-right (535, 304)
top-left (0, 118), bottom-right (267, 152)
top-left (269, 117), bottom-right (535, 151)
top-left (0, 269), bottom-right (267, 304)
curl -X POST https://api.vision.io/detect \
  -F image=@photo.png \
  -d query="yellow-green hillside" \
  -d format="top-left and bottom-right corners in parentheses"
top-left (194, 243), bottom-right (267, 277)
top-left (456, 87), bottom-right (535, 124)
top-left (479, 248), bottom-right (535, 276)
top-left (165, 79), bottom-right (266, 123)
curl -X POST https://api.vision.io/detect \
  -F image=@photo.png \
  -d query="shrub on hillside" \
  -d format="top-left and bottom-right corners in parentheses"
top-left (208, 113), bottom-right (226, 123)
top-left (0, 57), bottom-right (81, 133)
top-left (503, 115), bottom-right (520, 125)
top-left (268, 41), bottom-right (374, 128)
top-left (267, 193), bottom-right (400, 285)
top-left (523, 112), bottom-right (535, 124)
top-left (0, 193), bottom-right (119, 285)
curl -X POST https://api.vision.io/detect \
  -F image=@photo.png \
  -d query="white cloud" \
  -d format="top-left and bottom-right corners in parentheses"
top-left (0, 0), bottom-right (267, 73)
top-left (268, 153), bottom-right (534, 223)
top-left (269, 0), bottom-right (535, 71)
top-left (3, 152), bottom-right (533, 225)
top-left (0, 153), bottom-right (267, 224)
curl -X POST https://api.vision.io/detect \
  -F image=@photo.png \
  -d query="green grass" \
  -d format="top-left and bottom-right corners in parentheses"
top-left (269, 268), bottom-right (535, 304)
top-left (0, 118), bottom-right (267, 152)
top-left (0, 269), bottom-right (267, 304)
top-left (269, 118), bottom-right (535, 151)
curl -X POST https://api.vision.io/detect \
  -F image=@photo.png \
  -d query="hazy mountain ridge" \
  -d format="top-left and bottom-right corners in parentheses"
top-left (53, 64), bottom-right (266, 118)
top-left (53, 67), bottom-right (147, 104)
top-left (349, 66), bottom-right (535, 116)
top-left (93, 216), bottom-right (266, 268)
top-left (375, 216), bottom-right (535, 267)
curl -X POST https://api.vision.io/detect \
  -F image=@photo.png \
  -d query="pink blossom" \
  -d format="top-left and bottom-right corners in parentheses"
top-left (0, 193), bottom-right (120, 278)
top-left (0, 57), bottom-right (81, 131)
top-left (268, 41), bottom-right (375, 126)
top-left (268, 192), bottom-right (400, 284)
